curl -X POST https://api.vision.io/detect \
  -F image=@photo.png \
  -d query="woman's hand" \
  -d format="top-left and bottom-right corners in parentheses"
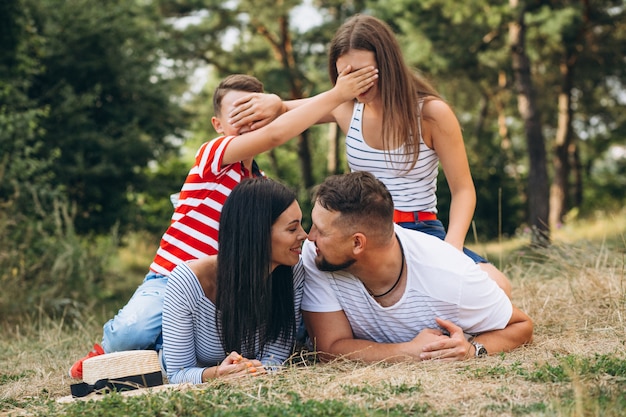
top-left (204, 351), bottom-right (267, 381)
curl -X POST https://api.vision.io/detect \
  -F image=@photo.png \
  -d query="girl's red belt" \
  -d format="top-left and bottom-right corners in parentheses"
top-left (393, 210), bottom-right (437, 223)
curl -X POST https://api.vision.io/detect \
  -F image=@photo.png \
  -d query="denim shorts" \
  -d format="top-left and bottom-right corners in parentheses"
top-left (397, 219), bottom-right (488, 264)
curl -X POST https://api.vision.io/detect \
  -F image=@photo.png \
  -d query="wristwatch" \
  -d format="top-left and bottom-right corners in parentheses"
top-left (470, 339), bottom-right (488, 357)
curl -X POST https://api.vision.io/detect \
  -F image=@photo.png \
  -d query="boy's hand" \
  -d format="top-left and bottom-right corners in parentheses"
top-left (333, 65), bottom-right (378, 102)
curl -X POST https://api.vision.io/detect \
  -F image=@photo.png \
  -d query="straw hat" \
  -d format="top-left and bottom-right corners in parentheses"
top-left (71, 350), bottom-right (163, 398)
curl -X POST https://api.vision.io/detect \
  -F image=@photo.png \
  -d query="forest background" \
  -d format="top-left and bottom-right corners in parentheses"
top-left (1, 0), bottom-right (625, 322)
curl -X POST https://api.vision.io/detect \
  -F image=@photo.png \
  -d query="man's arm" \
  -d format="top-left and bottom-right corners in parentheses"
top-left (303, 310), bottom-right (449, 363)
top-left (304, 306), bottom-right (532, 363)
top-left (419, 306), bottom-right (533, 361)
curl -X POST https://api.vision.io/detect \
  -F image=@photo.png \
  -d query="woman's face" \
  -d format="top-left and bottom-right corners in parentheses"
top-left (336, 49), bottom-right (379, 104)
top-left (270, 201), bottom-right (307, 271)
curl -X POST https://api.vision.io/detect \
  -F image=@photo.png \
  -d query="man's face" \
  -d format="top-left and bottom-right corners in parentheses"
top-left (211, 90), bottom-right (254, 136)
top-left (308, 202), bottom-right (356, 272)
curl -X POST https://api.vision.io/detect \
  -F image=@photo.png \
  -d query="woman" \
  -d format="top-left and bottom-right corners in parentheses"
top-left (161, 178), bottom-right (307, 383)
top-left (229, 14), bottom-right (511, 296)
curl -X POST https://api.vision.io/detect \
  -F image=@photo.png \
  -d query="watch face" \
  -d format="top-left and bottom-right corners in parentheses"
top-left (477, 346), bottom-right (487, 356)
top-left (472, 341), bottom-right (487, 357)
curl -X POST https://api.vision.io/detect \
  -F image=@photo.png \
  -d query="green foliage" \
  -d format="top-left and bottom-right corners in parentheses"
top-left (131, 158), bottom-right (189, 236)
top-left (21, 0), bottom-right (189, 235)
top-left (0, 194), bottom-right (121, 321)
top-left (1, 0), bottom-right (118, 321)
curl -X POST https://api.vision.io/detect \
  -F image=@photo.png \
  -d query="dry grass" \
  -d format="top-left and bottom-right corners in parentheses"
top-left (1, 213), bottom-right (625, 416)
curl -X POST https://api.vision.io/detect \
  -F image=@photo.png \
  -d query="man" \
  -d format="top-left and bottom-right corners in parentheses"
top-left (301, 171), bottom-right (532, 362)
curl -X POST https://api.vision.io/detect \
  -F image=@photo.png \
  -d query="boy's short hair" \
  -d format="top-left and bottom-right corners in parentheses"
top-left (213, 74), bottom-right (264, 117)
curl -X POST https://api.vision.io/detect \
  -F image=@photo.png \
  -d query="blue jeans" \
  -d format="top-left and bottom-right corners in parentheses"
top-left (397, 219), bottom-right (488, 264)
top-left (102, 272), bottom-right (167, 353)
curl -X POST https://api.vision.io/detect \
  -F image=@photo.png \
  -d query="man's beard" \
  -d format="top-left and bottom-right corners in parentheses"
top-left (315, 255), bottom-right (356, 272)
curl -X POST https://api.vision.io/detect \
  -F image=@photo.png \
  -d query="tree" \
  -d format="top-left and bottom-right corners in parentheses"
top-left (0, 0), bottom-right (55, 217)
top-left (509, 0), bottom-right (550, 246)
top-left (1, 0), bottom-right (118, 318)
top-left (550, 1), bottom-right (626, 220)
top-left (25, 0), bottom-right (189, 235)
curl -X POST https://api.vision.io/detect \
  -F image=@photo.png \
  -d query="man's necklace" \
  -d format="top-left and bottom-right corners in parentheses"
top-left (367, 234), bottom-right (405, 298)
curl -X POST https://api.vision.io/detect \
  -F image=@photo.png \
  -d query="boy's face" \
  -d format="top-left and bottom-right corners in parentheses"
top-left (211, 90), bottom-right (254, 136)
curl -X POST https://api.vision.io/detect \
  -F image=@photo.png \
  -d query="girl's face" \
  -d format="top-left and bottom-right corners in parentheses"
top-left (336, 49), bottom-right (379, 104)
top-left (270, 201), bottom-right (307, 271)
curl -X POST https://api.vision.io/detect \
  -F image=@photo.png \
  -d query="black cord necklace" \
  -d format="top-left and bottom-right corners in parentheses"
top-left (368, 234), bottom-right (405, 298)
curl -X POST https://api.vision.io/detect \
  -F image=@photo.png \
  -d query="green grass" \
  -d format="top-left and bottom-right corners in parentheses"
top-left (41, 390), bottom-right (436, 417)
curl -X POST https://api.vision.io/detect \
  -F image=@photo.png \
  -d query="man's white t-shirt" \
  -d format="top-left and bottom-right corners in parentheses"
top-left (301, 225), bottom-right (512, 342)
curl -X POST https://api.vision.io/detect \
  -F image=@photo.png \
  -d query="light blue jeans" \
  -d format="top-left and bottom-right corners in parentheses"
top-left (102, 272), bottom-right (167, 353)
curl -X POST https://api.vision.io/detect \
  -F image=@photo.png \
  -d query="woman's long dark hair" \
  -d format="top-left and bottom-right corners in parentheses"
top-left (215, 178), bottom-right (298, 358)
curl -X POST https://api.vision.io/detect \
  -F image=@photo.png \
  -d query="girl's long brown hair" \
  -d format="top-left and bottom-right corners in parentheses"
top-left (328, 14), bottom-right (442, 168)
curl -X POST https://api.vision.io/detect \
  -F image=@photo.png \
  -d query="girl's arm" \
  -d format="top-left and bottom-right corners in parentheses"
top-left (226, 81), bottom-right (358, 133)
top-left (424, 99), bottom-right (476, 251)
top-left (221, 65), bottom-right (376, 166)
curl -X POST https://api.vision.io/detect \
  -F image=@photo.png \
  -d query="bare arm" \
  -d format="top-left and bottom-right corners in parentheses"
top-left (221, 66), bottom-right (376, 166)
top-left (424, 99), bottom-right (476, 251)
top-left (229, 94), bottom-right (340, 131)
top-left (304, 306), bottom-right (532, 363)
top-left (420, 306), bottom-right (533, 361)
top-left (303, 310), bottom-right (449, 363)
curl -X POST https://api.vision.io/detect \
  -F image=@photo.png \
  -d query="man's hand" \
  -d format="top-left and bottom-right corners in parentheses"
top-left (419, 318), bottom-right (472, 361)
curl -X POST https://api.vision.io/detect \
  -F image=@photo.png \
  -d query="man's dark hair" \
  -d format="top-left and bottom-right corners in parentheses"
top-left (313, 171), bottom-right (395, 239)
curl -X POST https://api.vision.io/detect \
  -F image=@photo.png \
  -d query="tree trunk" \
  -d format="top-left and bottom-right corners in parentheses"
top-left (298, 130), bottom-right (314, 188)
top-left (509, 0), bottom-right (550, 246)
top-left (255, 15), bottom-right (314, 188)
top-left (549, 59), bottom-right (574, 229)
top-left (327, 122), bottom-right (337, 174)
top-left (572, 142), bottom-right (583, 209)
